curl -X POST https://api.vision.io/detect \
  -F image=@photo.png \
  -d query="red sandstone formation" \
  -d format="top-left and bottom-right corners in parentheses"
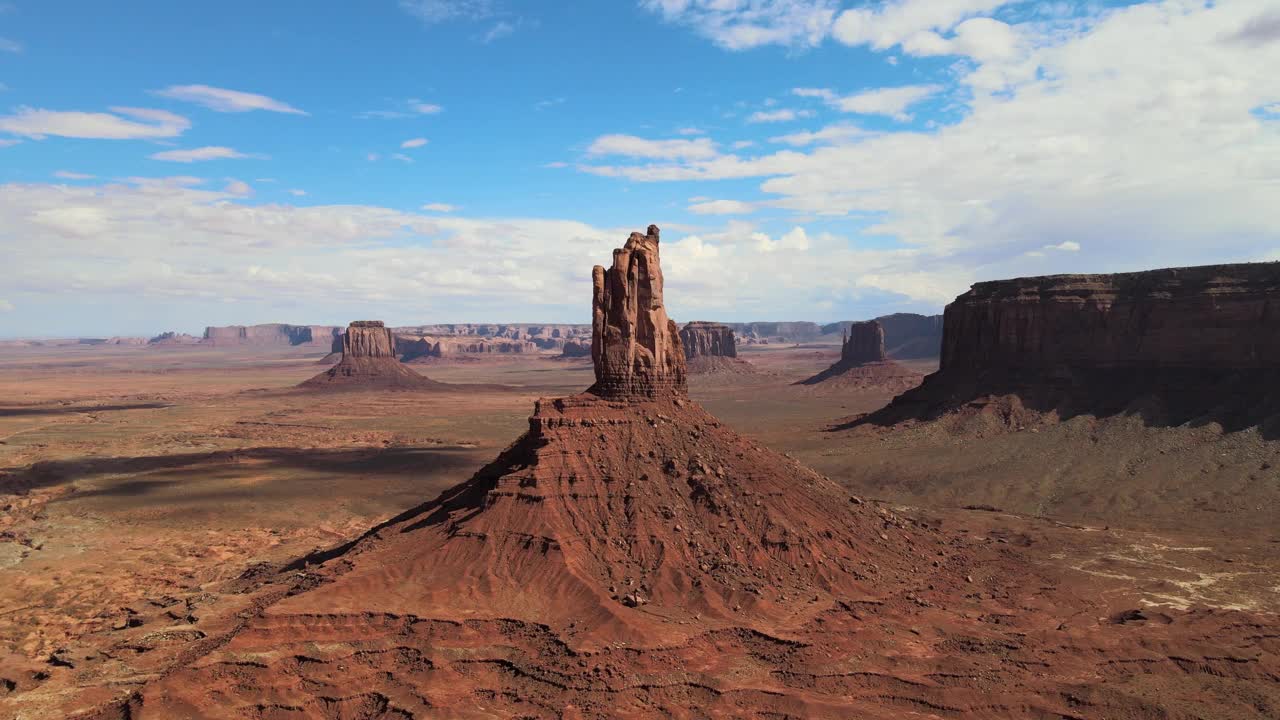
top-left (680, 321), bottom-right (758, 375)
top-left (86, 237), bottom-right (1280, 720)
top-left (680, 321), bottom-right (737, 359)
top-left (299, 321), bottom-right (442, 390)
top-left (867, 262), bottom-right (1280, 430)
top-left (558, 337), bottom-right (591, 358)
top-left (800, 320), bottom-right (923, 390)
top-left (589, 224), bottom-right (687, 398)
top-left (202, 323), bottom-right (339, 347)
top-left (841, 320), bottom-right (886, 364)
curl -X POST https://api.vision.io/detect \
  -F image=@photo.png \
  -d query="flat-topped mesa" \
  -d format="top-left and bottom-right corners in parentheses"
top-left (841, 320), bottom-right (886, 365)
top-left (680, 321), bottom-right (737, 360)
top-left (941, 263), bottom-right (1280, 372)
top-left (589, 224), bottom-right (687, 399)
top-left (342, 320), bottom-right (397, 358)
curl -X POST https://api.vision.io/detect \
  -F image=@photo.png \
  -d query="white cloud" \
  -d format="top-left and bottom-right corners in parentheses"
top-left (401, 137), bottom-right (429, 149)
top-left (0, 138), bottom-right (20, 148)
top-left (422, 203), bottom-right (457, 212)
top-left (149, 146), bottom-right (258, 163)
top-left (579, 0), bottom-right (1280, 291)
top-left (223, 179), bottom-right (252, 196)
top-left (747, 108), bottom-right (815, 123)
top-left (587, 134), bottom-right (718, 160)
top-left (769, 122), bottom-right (864, 146)
top-left (677, 127), bottom-right (705, 135)
top-left (902, 17), bottom-right (1021, 61)
top-left (640, 0), bottom-right (840, 50)
top-left (289, 189), bottom-right (307, 197)
top-left (0, 36), bottom-right (20, 53)
top-left (367, 153), bottom-right (381, 162)
top-left (831, 0), bottom-right (1009, 51)
top-left (792, 87), bottom-right (836, 101)
top-left (411, 102), bottom-right (444, 114)
top-left (391, 153), bottom-right (414, 163)
top-left (732, 140), bottom-right (756, 149)
top-left (688, 199), bottom-right (755, 215)
top-left (54, 171), bottom-right (95, 180)
top-left (0, 106), bottom-right (190, 140)
top-left (831, 85), bottom-right (942, 120)
top-left (155, 85), bottom-right (306, 115)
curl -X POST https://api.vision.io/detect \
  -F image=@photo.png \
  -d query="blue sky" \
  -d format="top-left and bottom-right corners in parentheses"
top-left (1, 0), bottom-right (1277, 337)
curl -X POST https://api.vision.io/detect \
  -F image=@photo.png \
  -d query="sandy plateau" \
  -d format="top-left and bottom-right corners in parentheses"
top-left (1, 267), bottom-right (1278, 716)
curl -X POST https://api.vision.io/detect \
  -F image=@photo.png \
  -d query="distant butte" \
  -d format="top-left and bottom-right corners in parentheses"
top-left (299, 320), bottom-right (443, 390)
top-left (680, 321), bottom-right (757, 374)
top-left (799, 319), bottom-right (923, 391)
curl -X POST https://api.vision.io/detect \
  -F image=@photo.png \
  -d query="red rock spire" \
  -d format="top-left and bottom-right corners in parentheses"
top-left (589, 224), bottom-right (687, 399)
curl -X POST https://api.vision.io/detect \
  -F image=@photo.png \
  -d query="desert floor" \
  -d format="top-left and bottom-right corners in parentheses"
top-left (1, 343), bottom-right (1276, 716)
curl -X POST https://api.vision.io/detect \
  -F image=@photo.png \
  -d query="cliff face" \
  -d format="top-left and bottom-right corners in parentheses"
top-left (679, 322), bottom-right (737, 359)
top-left (840, 321), bottom-right (886, 364)
top-left (727, 321), bottom-right (821, 345)
top-left (864, 262), bottom-right (1280, 434)
top-left (589, 225), bottom-right (687, 399)
top-left (342, 320), bottom-right (397, 358)
top-left (877, 313), bottom-right (944, 359)
top-left (202, 324), bottom-right (339, 347)
top-left (941, 263), bottom-right (1280, 372)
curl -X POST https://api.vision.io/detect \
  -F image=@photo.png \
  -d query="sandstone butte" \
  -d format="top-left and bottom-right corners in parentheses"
top-left (799, 319), bottom-right (924, 391)
top-left (865, 262), bottom-right (1280, 431)
top-left (91, 232), bottom-right (1280, 719)
top-left (299, 321), bottom-right (443, 390)
top-left (679, 321), bottom-right (757, 375)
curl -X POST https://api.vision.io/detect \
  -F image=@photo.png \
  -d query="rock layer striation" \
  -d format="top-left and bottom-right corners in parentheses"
top-left (868, 262), bottom-right (1280, 432)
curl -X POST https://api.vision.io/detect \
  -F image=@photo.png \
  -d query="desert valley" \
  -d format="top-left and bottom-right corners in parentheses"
top-left (0, 225), bottom-right (1277, 719)
top-left (4, 1), bottom-right (1280, 717)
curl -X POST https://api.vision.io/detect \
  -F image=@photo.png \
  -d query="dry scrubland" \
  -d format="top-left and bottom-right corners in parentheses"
top-left (1, 340), bottom-right (1277, 717)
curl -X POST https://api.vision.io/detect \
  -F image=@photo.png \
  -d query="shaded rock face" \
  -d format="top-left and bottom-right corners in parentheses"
top-left (589, 225), bottom-right (687, 399)
top-left (840, 321), bottom-right (886, 364)
top-left (866, 262), bottom-right (1280, 435)
top-left (300, 321), bottom-right (441, 390)
top-left (559, 338), bottom-right (591, 358)
top-left (876, 313), bottom-right (944, 359)
top-left (679, 322), bottom-right (737, 360)
top-left (941, 263), bottom-right (1280, 372)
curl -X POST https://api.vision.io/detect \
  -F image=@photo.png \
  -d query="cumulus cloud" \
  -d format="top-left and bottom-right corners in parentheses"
top-left (769, 123), bottom-right (865, 146)
top-left (688, 199), bottom-right (755, 215)
top-left (422, 203), bottom-right (457, 212)
top-left (831, 0), bottom-right (1009, 51)
top-left (830, 85), bottom-right (942, 120)
top-left (401, 137), bottom-right (429, 148)
top-left (582, 0), bottom-right (1280, 288)
top-left (587, 134), bottom-right (718, 160)
top-left (289, 189), bottom-right (307, 197)
top-left (149, 146), bottom-right (259, 163)
top-left (747, 108), bottom-right (815, 123)
top-left (54, 171), bottom-right (95, 180)
top-left (411, 101), bottom-right (444, 114)
top-left (0, 106), bottom-right (190, 140)
top-left (154, 85), bottom-right (307, 115)
top-left (0, 36), bottom-right (20, 53)
top-left (640, 0), bottom-right (840, 50)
